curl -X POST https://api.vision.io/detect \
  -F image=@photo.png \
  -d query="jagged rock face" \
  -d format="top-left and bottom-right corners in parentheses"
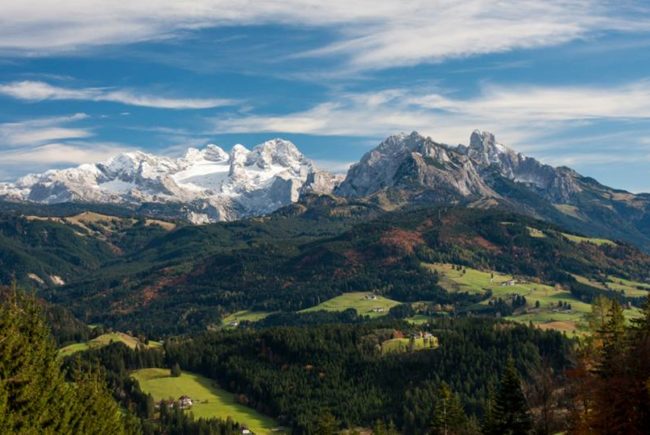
top-left (337, 132), bottom-right (489, 199)
top-left (463, 130), bottom-right (582, 202)
top-left (337, 130), bottom-right (582, 204)
top-left (0, 139), bottom-right (339, 223)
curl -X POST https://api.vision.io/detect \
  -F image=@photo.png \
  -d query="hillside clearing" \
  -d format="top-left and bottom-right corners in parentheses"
top-left (572, 274), bottom-right (650, 298)
top-left (58, 332), bottom-right (161, 357)
top-left (426, 263), bottom-right (597, 332)
top-left (381, 336), bottom-right (438, 354)
top-left (561, 232), bottom-right (616, 246)
top-left (300, 292), bottom-right (400, 318)
top-left (132, 368), bottom-right (281, 435)
top-left (221, 310), bottom-right (274, 327)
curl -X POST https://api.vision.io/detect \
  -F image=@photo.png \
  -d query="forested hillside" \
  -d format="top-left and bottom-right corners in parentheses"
top-left (164, 318), bottom-right (571, 433)
top-left (35, 205), bottom-right (650, 335)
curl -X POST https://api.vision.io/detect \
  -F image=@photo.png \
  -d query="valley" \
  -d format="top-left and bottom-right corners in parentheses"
top-left (3, 131), bottom-right (650, 434)
top-left (5, 2), bottom-right (650, 432)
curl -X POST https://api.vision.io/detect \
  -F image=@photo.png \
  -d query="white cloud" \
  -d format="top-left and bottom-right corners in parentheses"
top-left (0, 142), bottom-right (133, 166)
top-left (0, 1), bottom-right (648, 70)
top-left (0, 113), bottom-right (91, 146)
top-left (0, 113), bottom-right (137, 177)
top-left (213, 80), bottom-right (650, 149)
top-left (0, 81), bottom-right (236, 109)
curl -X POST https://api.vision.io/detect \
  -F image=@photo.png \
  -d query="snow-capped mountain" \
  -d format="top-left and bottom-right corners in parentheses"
top-left (4, 130), bottom-right (650, 250)
top-left (0, 139), bottom-right (340, 223)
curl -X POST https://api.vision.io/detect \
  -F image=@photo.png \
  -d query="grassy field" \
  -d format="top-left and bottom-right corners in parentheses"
top-left (300, 292), bottom-right (400, 318)
top-left (381, 337), bottom-right (438, 354)
top-left (221, 310), bottom-right (274, 327)
top-left (132, 368), bottom-right (281, 434)
top-left (58, 332), bottom-right (161, 358)
top-left (561, 232), bottom-right (616, 246)
top-left (572, 274), bottom-right (650, 298)
top-left (527, 227), bottom-right (546, 238)
top-left (426, 263), bottom-right (596, 333)
top-left (405, 314), bottom-right (439, 325)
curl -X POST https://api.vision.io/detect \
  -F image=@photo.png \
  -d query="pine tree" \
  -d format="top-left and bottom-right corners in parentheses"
top-left (431, 383), bottom-right (467, 435)
top-left (314, 410), bottom-right (338, 435)
top-left (170, 362), bottom-right (182, 377)
top-left (596, 300), bottom-right (626, 378)
top-left (481, 384), bottom-right (496, 435)
top-left (0, 287), bottom-right (128, 434)
top-left (486, 358), bottom-right (532, 435)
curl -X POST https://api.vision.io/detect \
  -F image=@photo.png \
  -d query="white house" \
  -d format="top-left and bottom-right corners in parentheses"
top-left (178, 395), bottom-right (193, 409)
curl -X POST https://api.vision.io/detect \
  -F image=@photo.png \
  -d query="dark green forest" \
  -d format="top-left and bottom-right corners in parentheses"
top-left (2, 201), bottom-right (650, 434)
top-left (1, 204), bottom-right (645, 335)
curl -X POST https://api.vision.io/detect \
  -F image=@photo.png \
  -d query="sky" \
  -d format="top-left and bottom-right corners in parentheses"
top-left (1, 1), bottom-right (650, 191)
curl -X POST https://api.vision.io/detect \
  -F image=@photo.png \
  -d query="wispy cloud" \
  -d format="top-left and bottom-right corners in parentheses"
top-left (0, 81), bottom-right (236, 109)
top-left (0, 142), bottom-right (133, 167)
top-left (213, 80), bottom-right (650, 149)
top-left (0, 113), bottom-right (136, 179)
top-left (0, 1), bottom-right (649, 71)
top-left (0, 113), bottom-right (91, 146)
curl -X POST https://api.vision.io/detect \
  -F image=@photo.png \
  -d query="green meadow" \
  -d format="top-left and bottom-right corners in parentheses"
top-left (221, 310), bottom-right (274, 327)
top-left (300, 292), bottom-right (400, 318)
top-left (561, 232), bottom-right (616, 246)
top-left (426, 263), bottom-right (594, 333)
top-left (58, 332), bottom-right (161, 358)
top-left (572, 274), bottom-right (650, 298)
top-left (381, 337), bottom-right (438, 354)
top-left (132, 368), bottom-right (282, 435)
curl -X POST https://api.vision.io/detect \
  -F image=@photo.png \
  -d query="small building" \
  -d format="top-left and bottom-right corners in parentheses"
top-left (178, 395), bottom-right (193, 409)
top-left (501, 279), bottom-right (517, 287)
top-left (371, 307), bottom-right (385, 313)
top-left (365, 294), bottom-right (378, 300)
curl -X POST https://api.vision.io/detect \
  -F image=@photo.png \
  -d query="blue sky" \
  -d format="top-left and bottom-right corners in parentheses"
top-left (1, 1), bottom-right (650, 191)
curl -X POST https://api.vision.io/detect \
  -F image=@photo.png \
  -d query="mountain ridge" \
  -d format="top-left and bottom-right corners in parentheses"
top-left (3, 130), bottom-right (650, 250)
top-left (334, 130), bottom-right (650, 251)
top-left (0, 138), bottom-right (340, 223)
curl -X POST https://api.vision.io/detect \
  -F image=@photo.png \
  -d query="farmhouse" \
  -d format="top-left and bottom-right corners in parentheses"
top-left (364, 294), bottom-right (378, 300)
top-left (178, 395), bottom-right (193, 409)
top-left (371, 307), bottom-right (385, 313)
top-left (501, 279), bottom-right (517, 287)
top-left (155, 396), bottom-right (193, 410)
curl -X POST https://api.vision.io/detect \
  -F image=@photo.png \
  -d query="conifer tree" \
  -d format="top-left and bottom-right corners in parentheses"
top-left (486, 358), bottom-right (532, 435)
top-left (481, 384), bottom-right (496, 435)
top-left (431, 383), bottom-right (467, 435)
top-left (0, 287), bottom-right (128, 434)
top-left (170, 362), bottom-right (182, 377)
top-left (314, 410), bottom-right (338, 435)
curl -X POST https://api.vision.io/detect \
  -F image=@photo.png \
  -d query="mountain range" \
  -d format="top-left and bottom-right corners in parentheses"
top-left (0, 139), bottom-right (339, 223)
top-left (2, 130), bottom-right (650, 250)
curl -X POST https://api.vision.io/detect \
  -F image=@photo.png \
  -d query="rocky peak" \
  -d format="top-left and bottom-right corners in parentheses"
top-left (0, 140), bottom-right (338, 223)
top-left (466, 130), bottom-right (514, 167)
top-left (184, 144), bottom-right (229, 163)
top-left (246, 139), bottom-right (307, 170)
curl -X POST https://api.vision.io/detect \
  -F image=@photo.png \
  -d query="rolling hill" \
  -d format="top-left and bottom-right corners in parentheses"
top-left (38, 205), bottom-right (650, 335)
